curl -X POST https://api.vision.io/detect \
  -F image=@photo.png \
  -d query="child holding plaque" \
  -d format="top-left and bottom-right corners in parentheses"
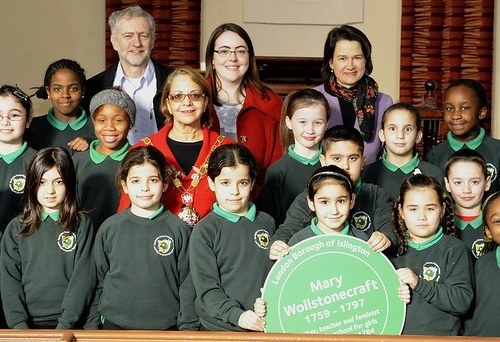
top-left (444, 149), bottom-right (492, 260)
top-left (391, 174), bottom-right (474, 335)
top-left (190, 144), bottom-right (274, 331)
top-left (270, 125), bottom-right (397, 259)
top-left (288, 165), bottom-right (356, 245)
top-left (465, 191), bottom-right (500, 336)
top-left (266, 165), bottom-right (410, 322)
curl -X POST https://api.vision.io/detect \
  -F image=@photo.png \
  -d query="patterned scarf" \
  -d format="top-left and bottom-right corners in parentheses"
top-left (326, 74), bottom-right (379, 142)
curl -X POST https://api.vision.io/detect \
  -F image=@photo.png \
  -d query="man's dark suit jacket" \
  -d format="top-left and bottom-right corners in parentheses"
top-left (82, 59), bottom-right (173, 130)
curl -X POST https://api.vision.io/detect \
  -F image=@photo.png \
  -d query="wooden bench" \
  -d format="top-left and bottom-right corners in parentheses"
top-left (0, 330), bottom-right (497, 341)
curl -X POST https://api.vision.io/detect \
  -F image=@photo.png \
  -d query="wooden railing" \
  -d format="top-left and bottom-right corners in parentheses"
top-left (0, 330), bottom-right (498, 342)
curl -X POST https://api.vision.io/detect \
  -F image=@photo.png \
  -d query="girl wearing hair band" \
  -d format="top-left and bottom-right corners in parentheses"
top-left (0, 85), bottom-right (37, 234)
top-left (288, 165), bottom-right (357, 245)
top-left (257, 164), bottom-right (410, 322)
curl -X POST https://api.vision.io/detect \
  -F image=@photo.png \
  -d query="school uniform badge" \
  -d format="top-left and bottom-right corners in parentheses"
top-left (472, 239), bottom-right (486, 258)
top-left (486, 163), bottom-right (497, 182)
top-left (255, 229), bottom-right (270, 249)
top-left (57, 232), bottom-right (77, 252)
top-left (421, 262), bottom-right (441, 281)
top-left (350, 211), bottom-right (371, 231)
top-left (154, 235), bottom-right (174, 256)
top-left (9, 174), bottom-right (26, 194)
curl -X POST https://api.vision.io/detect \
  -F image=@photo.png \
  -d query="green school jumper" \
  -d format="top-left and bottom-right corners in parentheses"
top-left (425, 128), bottom-right (500, 195)
top-left (190, 203), bottom-right (275, 331)
top-left (94, 207), bottom-right (197, 330)
top-left (465, 247), bottom-right (500, 337)
top-left (261, 145), bottom-right (321, 225)
top-left (27, 107), bottom-right (95, 155)
top-left (390, 228), bottom-right (474, 335)
top-left (271, 179), bottom-right (398, 253)
top-left (455, 215), bottom-right (487, 259)
top-left (73, 140), bottom-right (130, 229)
top-left (0, 142), bottom-right (36, 232)
top-left (0, 212), bottom-right (95, 329)
top-left (362, 153), bottom-right (444, 202)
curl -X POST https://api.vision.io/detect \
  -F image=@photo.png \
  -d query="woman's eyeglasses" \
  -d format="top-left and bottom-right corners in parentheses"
top-left (167, 92), bottom-right (206, 103)
top-left (214, 48), bottom-right (249, 58)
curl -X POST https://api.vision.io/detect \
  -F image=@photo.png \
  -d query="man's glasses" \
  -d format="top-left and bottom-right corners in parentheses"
top-left (214, 48), bottom-right (249, 58)
top-left (167, 92), bottom-right (206, 103)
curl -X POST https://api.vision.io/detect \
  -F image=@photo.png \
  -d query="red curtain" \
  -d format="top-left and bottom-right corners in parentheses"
top-left (400, 0), bottom-right (494, 116)
top-left (105, 0), bottom-right (201, 69)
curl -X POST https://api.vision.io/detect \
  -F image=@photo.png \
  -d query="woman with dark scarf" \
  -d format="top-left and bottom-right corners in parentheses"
top-left (315, 25), bottom-right (393, 164)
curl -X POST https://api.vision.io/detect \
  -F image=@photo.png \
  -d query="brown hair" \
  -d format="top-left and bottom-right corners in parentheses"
top-left (205, 23), bottom-right (270, 106)
top-left (19, 147), bottom-right (80, 237)
top-left (392, 174), bottom-right (455, 255)
top-left (280, 89), bottom-right (330, 153)
top-left (321, 25), bottom-right (373, 80)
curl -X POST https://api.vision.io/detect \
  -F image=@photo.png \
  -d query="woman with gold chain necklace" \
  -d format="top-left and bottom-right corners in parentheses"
top-left (118, 67), bottom-right (233, 227)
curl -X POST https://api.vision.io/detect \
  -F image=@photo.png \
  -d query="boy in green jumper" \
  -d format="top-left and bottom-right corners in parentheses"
top-left (269, 125), bottom-right (397, 260)
top-left (73, 88), bottom-right (134, 229)
top-left (425, 79), bottom-right (500, 195)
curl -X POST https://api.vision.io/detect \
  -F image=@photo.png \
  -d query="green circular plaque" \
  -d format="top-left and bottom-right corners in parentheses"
top-left (262, 235), bottom-right (405, 334)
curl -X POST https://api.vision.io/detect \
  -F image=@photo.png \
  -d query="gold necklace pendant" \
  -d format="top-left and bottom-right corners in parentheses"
top-left (178, 205), bottom-right (200, 228)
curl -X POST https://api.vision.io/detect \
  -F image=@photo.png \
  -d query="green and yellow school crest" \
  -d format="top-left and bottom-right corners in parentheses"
top-left (472, 239), bottom-right (485, 258)
top-left (421, 262), bottom-right (441, 282)
top-left (9, 174), bottom-right (26, 194)
top-left (57, 232), bottom-right (77, 252)
top-left (154, 235), bottom-right (174, 256)
top-left (254, 229), bottom-right (270, 249)
top-left (486, 163), bottom-right (497, 182)
top-left (351, 211), bottom-right (371, 231)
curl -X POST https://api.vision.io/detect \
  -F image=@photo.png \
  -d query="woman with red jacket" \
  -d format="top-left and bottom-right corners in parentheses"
top-left (118, 66), bottom-right (232, 227)
top-left (205, 23), bottom-right (283, 198)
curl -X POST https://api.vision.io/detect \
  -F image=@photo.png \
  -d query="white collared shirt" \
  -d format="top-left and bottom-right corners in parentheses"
top-left (114, 60), bottom-right (158, 144)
